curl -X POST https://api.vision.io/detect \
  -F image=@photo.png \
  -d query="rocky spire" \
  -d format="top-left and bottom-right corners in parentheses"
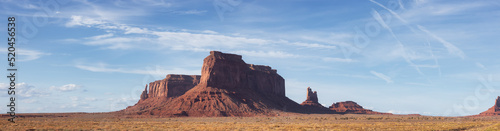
top-left (476, 96), bottom-right (500, 116)
top-left (300, 87), bottom-right (325, 108)
top-left (139, 85), bottom-right (148, 101)
top-left (306, 87), bottom-right (318, 103)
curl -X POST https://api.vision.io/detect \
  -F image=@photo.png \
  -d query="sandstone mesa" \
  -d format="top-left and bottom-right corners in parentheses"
top-left (121, 51), bottom-right (392, 117)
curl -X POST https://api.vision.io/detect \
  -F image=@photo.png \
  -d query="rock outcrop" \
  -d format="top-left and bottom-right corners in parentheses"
top-left (300, 87), bottom-right (326, 108)
top-left (120, 51), bottom-right (392, 117)
top-left (122, 51), bottom-right (305, 117)
top-left (476, 96), bottom-right (500, 116)
top-left (145, 74), bottom-right (200, 99)
top-left (329, 101), bottom-right (389, 114)
top-left (139, 86), bottom-right (148, 102)
top-left (200, 51), bottom-right (285, 97)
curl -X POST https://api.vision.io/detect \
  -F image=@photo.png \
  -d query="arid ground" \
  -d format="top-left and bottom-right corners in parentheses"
top-left (2, 113), bottom-right (500, 130)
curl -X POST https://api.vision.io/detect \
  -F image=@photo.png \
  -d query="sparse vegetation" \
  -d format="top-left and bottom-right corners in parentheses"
top-left (1, 114), bottom-right (500, 130)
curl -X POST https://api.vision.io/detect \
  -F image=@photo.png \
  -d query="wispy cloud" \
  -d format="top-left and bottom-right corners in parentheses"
top-left (63, 15), bottom-right (336, 59)
top-left (370, 71), bottom-right (393, 83)
top-left (172, 10), bottom-right (207, 15)
top-left (231, 50), bottom-right (299, 58)
top-left (65, 15), bottom-right (105, 27)
top-left (75, 62), bottom-right (201, 76)
top-left (322, 57), bottom-right (356, 63)
top-left (0, 48), bottom-right (50, 61)
top-left (86, 33), bottom-right (114, 40)
top-left (476, 62), bottom-right (486, 70)
top-left (50, 84), bottom-right (82, 92)
top-left (403, 1), bottom-right (488, 17)
top-left (417, 25), bottom-right (465, 59)
top-left (0, 82), bottom-right (48, 98)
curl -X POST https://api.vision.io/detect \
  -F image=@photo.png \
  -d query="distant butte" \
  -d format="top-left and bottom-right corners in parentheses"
top-left (119, 51), bottom-right (393, 117)
top-left (475, 96), bottom-right (500, 116)
top-left (121, 51), bottom-right (307, 116)
top-left (329, 101), bottom-right (390, 115)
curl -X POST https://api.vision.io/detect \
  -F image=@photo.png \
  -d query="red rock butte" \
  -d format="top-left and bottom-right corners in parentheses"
top-left (121, 51), bottom-right (313, 117)
top-left (476, 96), bottom-right (500, 116)
top-left (119, 51), bottom-right (390, 117)
top-left (300, 87), bottom-right (327, 108)
top-left (329, 101), bottom-right (389, 114)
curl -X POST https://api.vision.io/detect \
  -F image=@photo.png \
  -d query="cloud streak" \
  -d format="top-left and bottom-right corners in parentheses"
top-left (370, 71), bottom-right (393, 83)
top-left (75, 62), bottom-right (201, 76)
top-left (50, 84), bottom-right (82, 92)
top-left (417, 25), bottom-right (465, 59)
top-left (0, 82), bottom-right (48, 98)
top-left (0, 48), bottom-right (50, 61)
top-left (64, 15), bottom-right (337, 59)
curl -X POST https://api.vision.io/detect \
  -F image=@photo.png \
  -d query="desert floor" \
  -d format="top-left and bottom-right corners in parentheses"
top-left (1, 113), bottom-right (500, 130)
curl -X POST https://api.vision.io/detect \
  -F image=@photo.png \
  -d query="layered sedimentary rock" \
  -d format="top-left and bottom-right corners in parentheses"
top-left (300, 87), bottom-right (326, 108)
top-left (329, 101), bottom-right (389, 114)
top-left (123, 51), bottom-right (304, 117)
top-left (476, 96), bottom-right (500, 116)
top-left (201, 51), bottom-right (285, 96)
top-left (144, 74), bottom-right (200, 99)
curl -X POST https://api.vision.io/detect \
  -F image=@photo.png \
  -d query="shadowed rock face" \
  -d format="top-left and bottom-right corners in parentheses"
top-left (140, 74), bottom-right (201, 100)
top-left (300, 87), bottom-right (326, 108)
top-left (329, 101), bottom-right (389, 114)
top-left (477, 96), bottom-right (500, 116)
top-left (201, 51), bottom-right (285, 96)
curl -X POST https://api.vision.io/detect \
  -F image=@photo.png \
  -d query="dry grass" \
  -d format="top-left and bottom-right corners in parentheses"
top-left (1, 114), bottom-right (500, 130)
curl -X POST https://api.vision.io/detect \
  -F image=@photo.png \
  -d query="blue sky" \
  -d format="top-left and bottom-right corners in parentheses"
top-left (1, 0), bottom-right (500, 116)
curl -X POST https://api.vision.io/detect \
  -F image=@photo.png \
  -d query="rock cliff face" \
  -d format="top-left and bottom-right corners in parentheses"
top-left (476, 96), bottom-right (500, 116)
top-left (201, 51), bottom-right (285, 96)
top-left (143, 74), bottom-right (200, 99)
top-left (121, 51), bottom-right (392, 117)
top-left (122, 51), bottom-right (303, 117)
top-left (300, 87), bottom-right (326, 108)
top-left (329, 101), bottom-right (389, 114)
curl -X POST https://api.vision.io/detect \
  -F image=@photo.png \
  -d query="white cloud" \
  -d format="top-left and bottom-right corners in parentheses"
top-left (64, 15), bottom-right (339, 53)
top-left (387, 110), bottom-right (419, 114)
top-left (21, 99), bottom-right (38, 103)
top-left (50, 84), bottom-right (82, 92)
top-left (405, 1), bottom-right (488, 17)
top-left (290, 42), bottom-right (337, 49)
top-left (231, 50), bottom-right (298, 58)
top-left (0, 82), bottom-right (48, 98)
top-left (202, 30), bottom-right (218, 34)
top-left (86, 33), bottom-right (114, 40)
top-left (370, 71), bottom-right (393, 84)
top-left (105, 96), bottom-right (139, 111)
top-left (322, 57), bottom-right (356, 63)
top-left (0, 48), bottom-right (50, 61)
top-left (65, 15), bottom-right (105, 27)
top-left (83, 37), bottom-right (153, 49)
top-left (153, 31), bottom-right (269, 49)
top-left (417, 25), bottom-right (465, 59)
top-left (173, 10), bottom-right (207, 15)
top-left (476, 62), bottom-right (486, 70)
top-left (75, 62), bottom-right (201, 76)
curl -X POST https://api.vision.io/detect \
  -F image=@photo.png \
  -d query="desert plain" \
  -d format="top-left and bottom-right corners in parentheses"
top-left (1, 113), bottom-right (500, 130)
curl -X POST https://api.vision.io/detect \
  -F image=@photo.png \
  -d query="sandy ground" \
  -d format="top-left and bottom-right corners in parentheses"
top-left (1, 113), bottom-right (500, 130)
